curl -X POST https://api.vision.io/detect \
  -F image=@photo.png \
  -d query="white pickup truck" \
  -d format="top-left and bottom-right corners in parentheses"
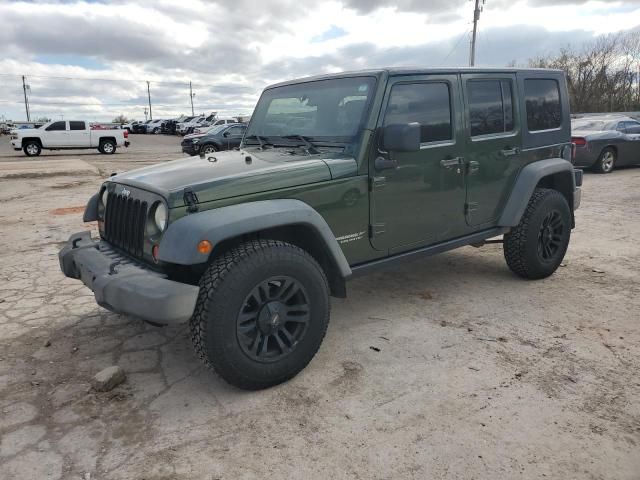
top-left (10, 120), bottom-right (130, 157)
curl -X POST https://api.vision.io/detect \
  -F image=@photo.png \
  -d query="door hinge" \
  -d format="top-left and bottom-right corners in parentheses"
top-left (369, 223), bottom-right (385, 237)
top-left (465, 202), bottom-right (478, 215)
top-left (369, 176), bottom-right (386, 191)
top-left (183, 188), bottom-right (199, 213)
top-left (467, 160), bottom-right (480, 175)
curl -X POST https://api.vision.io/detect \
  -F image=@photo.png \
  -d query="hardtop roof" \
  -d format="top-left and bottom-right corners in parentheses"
top-left (265, 67), bottom-right (565, 89)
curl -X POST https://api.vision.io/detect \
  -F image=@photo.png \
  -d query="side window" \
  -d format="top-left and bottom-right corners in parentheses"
top-left (524, 79), bottom-right (562, 132)
top-left (46, 121), bottom-right (66, 131)
top-left (69, 121), bottom-right (85, 131)
top-left (384, 82), bottom-right (452, 144)
top-left (467, 79), bottom-right (514, 137)
top-left (626, 122), bottom-right (640, 134)
top-left (227, 126), bottom-right (243, 136)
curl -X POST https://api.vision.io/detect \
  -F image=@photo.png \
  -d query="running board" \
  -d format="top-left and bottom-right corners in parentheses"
top-left (350, 227), bottom-right (509, 278)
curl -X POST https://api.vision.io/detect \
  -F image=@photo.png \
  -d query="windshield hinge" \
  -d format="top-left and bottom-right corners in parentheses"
top-left (183, 188), bottom-right (199, 213)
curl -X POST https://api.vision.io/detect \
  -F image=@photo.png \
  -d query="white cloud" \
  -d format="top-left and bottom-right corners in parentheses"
top-left (0, 0), bottom-right (638, 121)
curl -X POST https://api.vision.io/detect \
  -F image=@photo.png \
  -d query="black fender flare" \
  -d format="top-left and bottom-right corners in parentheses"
top-left (157, 199), bottom-right (352, 278)
top-left (83, 193), bottom-right (99, 222)
top-left (498, 158), bottom-right (576, 227)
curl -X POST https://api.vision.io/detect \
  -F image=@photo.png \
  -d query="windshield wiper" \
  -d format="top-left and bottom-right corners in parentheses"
top-left (281, 135), bottom-right (321, 154)
top-left (244, 134), bottom-right (270, 149)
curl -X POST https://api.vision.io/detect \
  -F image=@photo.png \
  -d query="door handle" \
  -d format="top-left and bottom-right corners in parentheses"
top-left (440, 157), bottom-right (462, 168)
top-left (500, 147), bottom-right (520, 157)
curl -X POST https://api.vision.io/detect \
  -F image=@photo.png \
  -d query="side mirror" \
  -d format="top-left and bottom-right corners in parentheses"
top-left (382, 123), bottom-right (421, 152)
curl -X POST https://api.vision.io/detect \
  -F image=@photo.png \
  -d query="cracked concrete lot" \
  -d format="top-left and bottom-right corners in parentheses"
top-left (0, 134), bottom-right (639, 479)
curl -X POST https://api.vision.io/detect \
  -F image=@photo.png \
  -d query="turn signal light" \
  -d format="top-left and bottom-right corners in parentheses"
top-left (197, 240), bottom-right (213, 255)
top-left (571, 137), bottom-right (586, 146)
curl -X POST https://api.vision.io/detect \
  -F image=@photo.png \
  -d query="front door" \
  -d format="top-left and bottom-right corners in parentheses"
top-left (370, 74), bottom-right (467, 253)
top-left (223, 125), bottom-right (246, 150)
top-left (462, 74), bottom-right (522, 227)
top-left (44, 121), bottom-right (68, 147)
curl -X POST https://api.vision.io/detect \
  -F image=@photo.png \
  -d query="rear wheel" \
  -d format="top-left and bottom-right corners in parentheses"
top-left (23, 141), bottom-right (41, 157)
top-left (593, 147), bottom-right (616, 173)
top-left (190, 240), bottom-right (330, 390)
top-left (503, 188), bottom-right (571, 279)
top-left (99, 139), bottom-right (116, 154)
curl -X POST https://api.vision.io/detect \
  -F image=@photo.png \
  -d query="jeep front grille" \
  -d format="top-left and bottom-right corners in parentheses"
top-left (103, 192), bottom-right (148, 257)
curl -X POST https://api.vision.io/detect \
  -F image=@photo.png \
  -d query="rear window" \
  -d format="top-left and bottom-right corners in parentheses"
top-left (525, 79), bottom-right (562, 132)
top-left (69, 121), bottom-right (85, 130)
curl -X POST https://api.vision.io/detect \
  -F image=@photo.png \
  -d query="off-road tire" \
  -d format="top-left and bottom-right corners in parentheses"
top-left (593, 147), bottom-right (616, 174)
top-left (503, 188), bottom-right (571, 280)
top-left (99, 139), bottom-right (117, 155)
top-left (23, 141), bottom-right (41, 157)
top-left (200, 144), bottom-right (219, 155)
top-left (190, 239), bottom-right (330, 390)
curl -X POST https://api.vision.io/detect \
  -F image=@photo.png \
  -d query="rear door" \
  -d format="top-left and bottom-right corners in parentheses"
top-left (44, 121), bottom-right (69, 147)
top-left (370, 74), bottom-right (467, 253)
top-left (462, 74), bottom-right (522, 227)
top-left (67, 121), bottom-right (90, 147)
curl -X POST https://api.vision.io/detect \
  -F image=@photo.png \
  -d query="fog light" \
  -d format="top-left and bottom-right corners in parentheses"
top-left (197, 240), bottom-right (213, 255)
top-left (152, 244), bottom-right (160, 263)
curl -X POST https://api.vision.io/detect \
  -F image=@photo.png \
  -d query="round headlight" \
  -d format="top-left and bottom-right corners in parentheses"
top-left (153, 203), bottom-right (168, 232)
top-left (101, 188), bottom-right (109, 208)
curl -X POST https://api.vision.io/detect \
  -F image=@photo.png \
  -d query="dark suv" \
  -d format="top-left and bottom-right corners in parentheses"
top-left (60, 68), bottom-right (582, 390)
top-left (181, 123), bottom-right (247, 155)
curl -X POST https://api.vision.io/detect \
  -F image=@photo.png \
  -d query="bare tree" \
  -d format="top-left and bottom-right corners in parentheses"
top-left (529, 31), bottom-right (640, 113)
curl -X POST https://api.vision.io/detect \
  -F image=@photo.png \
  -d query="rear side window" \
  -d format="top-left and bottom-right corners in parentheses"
top-left (384, 82), bottom-right (452, 143)
top-left (46, 121), bottom-right (66, 131)
top-left (467, 80), bottom-right (514, 136)
top-left (69, 121), bottom-right (85, 130)
top-left (525, 79), bottom-right (561, 132)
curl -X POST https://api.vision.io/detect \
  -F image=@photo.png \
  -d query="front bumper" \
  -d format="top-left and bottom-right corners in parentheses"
top-left (10, 139), bottom-right (21, 149)
top-left (59, 231), bottom-right (199, 325)
top-left (181, 144), bottom-right (198, 155)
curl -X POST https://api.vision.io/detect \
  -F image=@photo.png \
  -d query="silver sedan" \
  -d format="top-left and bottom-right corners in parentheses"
top-left (572, 116), bottom-right (640, 173)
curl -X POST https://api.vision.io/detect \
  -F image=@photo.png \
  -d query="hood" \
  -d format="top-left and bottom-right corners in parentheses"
top-left (110, 148), bottom-right (357, 208)
top-left (15, 128), bottom-right (39, 135)
top-left (184, 132), bottom-right (207, 140)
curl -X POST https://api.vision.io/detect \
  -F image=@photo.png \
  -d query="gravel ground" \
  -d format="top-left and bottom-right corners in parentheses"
top-left (0, 134), bottom-right (638, 480)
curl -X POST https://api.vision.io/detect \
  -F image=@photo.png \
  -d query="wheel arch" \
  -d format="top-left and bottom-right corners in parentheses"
top-left (22, 137), bottom-right (42, 147)
top-left (99, 136), bottom-right (117, 144)
top-left (158, 200), bottom-right (351, 297)
top-left (499, 158), bottom-right (576, 228)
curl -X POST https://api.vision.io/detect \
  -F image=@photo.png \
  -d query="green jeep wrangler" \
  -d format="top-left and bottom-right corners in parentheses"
top-left (60, 68), bottom-right (582, 390)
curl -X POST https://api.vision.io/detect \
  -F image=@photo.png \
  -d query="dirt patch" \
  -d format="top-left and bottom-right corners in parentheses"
top-left (50, 206), bottom-right (86, 215)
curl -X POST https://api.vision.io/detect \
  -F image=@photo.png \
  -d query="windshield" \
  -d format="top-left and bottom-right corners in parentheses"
top-left (245, 76), bottom-right (376, 147)
top-left (182, 116), bottom-right (194, 123)
top-left (572, 120), bottom-right (607, 131)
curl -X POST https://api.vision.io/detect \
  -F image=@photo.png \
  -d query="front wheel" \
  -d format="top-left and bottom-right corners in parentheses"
top-left (23, 141), bottom-right (41, 157)
top-left (503, 188), bottom-right (571, 279)
top-left (593, 147), bottom-right (616, 174)
top-left (190, 240), bottom-right (330, 390)
top-left (199, 144), bottom-right (218, 155)
top-left (99, 140), bottom-right (116, 154)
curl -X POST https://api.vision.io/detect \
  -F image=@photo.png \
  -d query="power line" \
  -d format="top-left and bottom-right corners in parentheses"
top-left (442, 29), bottom-right (471, 64)
top-left (0, 72), bottom-right (192, 86)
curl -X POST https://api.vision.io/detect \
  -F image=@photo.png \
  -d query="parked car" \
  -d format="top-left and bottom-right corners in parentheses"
top-left (161, 119), bottom-right (178, 135)
top-left (177, 116), bottom-right (205, 135)
top-left (181, 123), bottom-right (247, 155)
top-left (132, 120), bottom-right (151, 134)
top-left (144, 119), bottom-right (164, 134)
top-left (60, 68), bottom-right (581, 390)
top-left (10, 120), bottom-right (129, 156)
top-left (122, 121), bottom-right (141, 133)
top-left (572, 115), bottom-right (640, 173)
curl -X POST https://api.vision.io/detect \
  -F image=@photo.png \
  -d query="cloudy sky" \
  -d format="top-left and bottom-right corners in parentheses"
top-left (1, 0), bottom-right (639, 122)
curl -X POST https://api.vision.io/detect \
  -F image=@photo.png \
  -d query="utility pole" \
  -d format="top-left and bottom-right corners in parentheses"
top-left (189, 81), bottom-right (195, 116)
top-left (469, 0), bottom-right (485, 67)
top-left (143, 107), bottom-right (148, 122)
top-left (146, 81), bottom-right (153, 120)
top-left (22, 75), bottom-right (31, 122)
